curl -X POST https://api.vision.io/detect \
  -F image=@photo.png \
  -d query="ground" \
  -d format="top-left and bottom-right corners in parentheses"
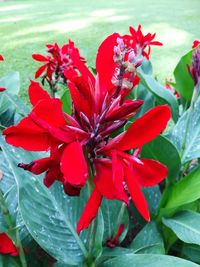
top-left (0, 0), bottom-right (199, 100)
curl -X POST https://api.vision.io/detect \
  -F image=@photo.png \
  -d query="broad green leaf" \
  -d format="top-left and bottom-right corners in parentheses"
top-left (170, 98), bottom-right (200, 163)
top-left (163, 210), bottom-right (200, 246)
top-left (101, 254), bottom-right (199, 267)
top-left (0, 255), bottom-right (20, 267)
top-left (141, 135), bottom-right (181, 182)
top-left (4, 92), bottom-right (30, 116)
top-left (173, 50), bottom-right (194, 100)
top-left (101, 200), bottom-right (129, 243)
top-left (164, 166), bottom-right (200, 209)
top-left (138, 68), bottom-right (179, 122)
top-left (130, 222), bottom-right (165, 254)
top-left (143, 186), bottom-right (161, 215)
top-left (0, 138), bottom-right (88, 265)
top-left (61, 89), bottom-right (72, 114)
top-left (0, 72), bottom-right (20, 95)
top-left (182, 244), bottom-right (200, 264)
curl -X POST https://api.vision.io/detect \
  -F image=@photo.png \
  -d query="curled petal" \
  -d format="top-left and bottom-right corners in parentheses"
top-left (35, 64), bottom-right (47, 78)
top-left (3, 117), bottom-right (54, 151)
top-left (131, 158), bottom-right (168, 187)
top-left (32, 54), bottom-right (48, 62)
top-left (61, 142), bottom-right (88, 188)
top-left (0, 233), bottom-right (19, 256)
top-left (125, 165), bottom-right (150, 221)
top-left (94, 159), bottom-right (128, 203)
top-left (29, 80), bottom-right (50, 106)
top-left (77, 187), bottom-right (102, 234)
top-left (18, 157), bottom-right (52, 175)
top-left (114, 105), bottom-right (171, 151)
top-left (96, 33), bottom-right (119, 93)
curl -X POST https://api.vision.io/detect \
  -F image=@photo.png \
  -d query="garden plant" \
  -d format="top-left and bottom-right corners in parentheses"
top-left (0, 24), bottom-right (200, 267)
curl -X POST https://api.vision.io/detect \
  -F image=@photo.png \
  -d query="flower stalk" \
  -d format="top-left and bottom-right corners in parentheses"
top-left (0, 190), bottom-right (27, 267)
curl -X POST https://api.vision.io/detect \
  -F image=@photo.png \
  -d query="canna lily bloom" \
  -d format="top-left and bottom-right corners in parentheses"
top-left (122, 25), bottom-right (163, 59)
top-left (32, 41), bottom-right (85, 83)
top-left (3, 26), bottom-right (170, 234)
top-left (0, 233), bottom-right (19, 256)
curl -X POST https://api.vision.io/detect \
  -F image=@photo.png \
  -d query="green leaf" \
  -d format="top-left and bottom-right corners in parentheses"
top-left (164, 166), bottom-right (200, 209)
top-left (4, 92), bottom-right (30, 116)
top-left (173, 50), bottom-right (194, 100)
top-left (0, 255), bottom-right (20, 267)
top-left (0, 72), bottom-right (20, 95)
top-left (101, 254), bottom-right (199, 267)
top-left (141, 135), bottom-right (181, 182)
top-left (163, 210), bottom-right (200, 246)
top-left (101, 200), bottom-right (129, 243)
top-left (182, 244), bottom-right (200, 264)
top-left (130, 222), bottom-right (165, 254)
top-left (0, 138), bottom-right (88, 265)
top-left (61, 89), bottom-right (72, 114)
top-left (143, 186), bottom-right (161, 215)
top-left (138, 68), bottom-right (179, 122)
top-left (170, 98), bottom-right (200, 163)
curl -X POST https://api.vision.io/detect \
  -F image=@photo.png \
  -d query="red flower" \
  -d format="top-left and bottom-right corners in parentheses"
top-left (123, 25), bottom-right (163, 59)
top-left (0, 55), bottom-right (6, 92)
top-left (4, 27), bottom-right (170, 234)
top-left (0, 233), bottom-right (19, 256)
top-left (192, 40), bottom-right (200, 49)
top-left (32, 41), bottom-right (86, 84)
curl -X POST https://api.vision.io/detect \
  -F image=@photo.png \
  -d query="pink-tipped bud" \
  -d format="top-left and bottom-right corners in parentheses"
top-left (128, 50), bottom-right (135, 62)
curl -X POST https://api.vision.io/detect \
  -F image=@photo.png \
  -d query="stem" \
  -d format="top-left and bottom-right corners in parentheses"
top-left (0, 190), bottom-right (27, 267)
top-left (112, 203), bottom-right (126, 238)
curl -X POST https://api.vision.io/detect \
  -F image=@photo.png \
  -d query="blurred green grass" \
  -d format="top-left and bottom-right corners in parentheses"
top-left (0, 0), bottom-right (199, 101)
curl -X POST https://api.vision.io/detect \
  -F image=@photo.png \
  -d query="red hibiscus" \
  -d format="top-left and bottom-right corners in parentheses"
top-left (0, 233), bottom-right (19, 256)
top-left (3, 26), bottom-right (170, 234)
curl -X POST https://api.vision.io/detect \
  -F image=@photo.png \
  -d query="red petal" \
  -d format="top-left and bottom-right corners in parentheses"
top-left (96, 33), bottom-right (119, 93)
top-left (18, 157), bottom-right (52, 175)
top-left (94, 159), bottom-right (128, 203)
top-left (76, 187), bottom-right (102, 234)
top-left (61, 142), bottom-right (88, 187)
top-left (0, 88), bottom-right (6, 92)
top-left (112, 151), bottom-right (125, 195)
top-left (29, 80), bottom-right (50, 106)
top-left (0, 55), bottom-right (4, 61)
top-left (114, 105), bottom-right (171, 151)
top-left (3, 117), bottom-right (54, 151)
top-left (125, 165), bottom-right (150, 221)
top-left (0, 233), bottom-right (19, 256)
top-left (63, 182), bottom-right (81, 196)
top-left (192, 40), bottom-right (200, 49)
top-left (31, 98), bottom-right (66, 128)
top-left (131, 158), bottom-right (168, 187)
top-left (32, 54), bottom-right (48, 62)
top-left (35, 64), bottom-right (47, 78)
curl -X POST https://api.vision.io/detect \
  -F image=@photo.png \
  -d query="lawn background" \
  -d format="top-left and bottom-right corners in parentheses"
top-left (0, 0), bottom-right (200, 100)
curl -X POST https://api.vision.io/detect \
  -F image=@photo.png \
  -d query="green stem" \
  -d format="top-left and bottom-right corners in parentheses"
top-left (0, 190), bottom-right (27, 267)
top-left (112, 203), bottom-right (126, 238)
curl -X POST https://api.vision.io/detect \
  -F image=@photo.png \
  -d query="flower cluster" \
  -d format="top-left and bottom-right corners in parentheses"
top-left (32, 41), bottom-right (86, 94)
top-left (122, 25), bottom-right (163, 59)
top-left (3, 25), bottom-right (171, 234)
top-left (0, 233), bottom-right (19, 257)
